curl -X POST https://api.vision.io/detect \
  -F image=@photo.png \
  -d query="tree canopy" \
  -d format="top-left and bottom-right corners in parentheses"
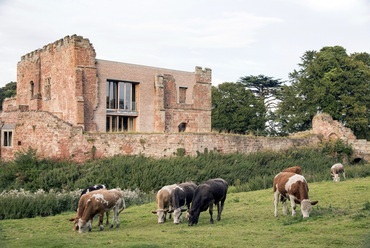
top-left (0, 82), bottom-right (17, 111)
top-left (211, 82), bottom-right (266, 135)
top-left (275, 46), bottom-right (370, 139)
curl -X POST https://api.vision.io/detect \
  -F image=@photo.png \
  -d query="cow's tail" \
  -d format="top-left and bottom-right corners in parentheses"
top-left (118, 197), bottom-right (126, 214)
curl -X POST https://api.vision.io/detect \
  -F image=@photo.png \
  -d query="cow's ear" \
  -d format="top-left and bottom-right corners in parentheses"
top-left (151, 211), bottom-right (157, 214)
top-left (294, 199), bottom-right (301, 204)
top-left (311, 200), bottom-right (318, 205)
top-left (168, 209), bottom-right (173, 213)
top-left (181, 209), bottom-right (187, 212)
top-left (68, 217), bottom-right (76, 222)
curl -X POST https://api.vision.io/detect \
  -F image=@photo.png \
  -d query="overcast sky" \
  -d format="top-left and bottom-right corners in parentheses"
top-left (1, 0), bottom-right (370, 87)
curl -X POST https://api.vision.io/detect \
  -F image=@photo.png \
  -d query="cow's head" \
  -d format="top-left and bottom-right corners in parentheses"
top-left (151, 209), bottom-right (168, 223)
top-left (332, 174), bottom-right (340, 182)
top-left (77, 218), bottom-right (92, 233)
top-left (169, 208), bottom-right (187, 224)
top-left (187, 209), bottom-right (200, 226)
top-left (300, 199), bottom-right (318, 218)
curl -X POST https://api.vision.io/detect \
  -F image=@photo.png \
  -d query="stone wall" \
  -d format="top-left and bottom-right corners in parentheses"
top-left (0, 111), bottom-right (319, 162)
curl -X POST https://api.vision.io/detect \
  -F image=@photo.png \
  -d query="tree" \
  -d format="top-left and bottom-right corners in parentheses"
top-left (211, 82), bottom-right (266, 135)
top-left (275, 46), bottom-right (370, 139)
top-left (238, 74), bottom-right (283, 110)
top-left (0, 82), bottom-right (17, 111)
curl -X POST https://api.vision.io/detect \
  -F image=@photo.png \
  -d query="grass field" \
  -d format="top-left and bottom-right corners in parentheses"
top-left (1, 177), bottom-right (370, 248)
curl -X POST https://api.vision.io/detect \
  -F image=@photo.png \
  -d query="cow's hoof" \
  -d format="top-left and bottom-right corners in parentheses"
top-left (99, 226), bottom-right (104, 231)
top-left (109, 224), bottom-right (114, 229)
top-left (210, 220), bottom-right (214, 224)
top-left (116, 224), bottom-right (120, 228)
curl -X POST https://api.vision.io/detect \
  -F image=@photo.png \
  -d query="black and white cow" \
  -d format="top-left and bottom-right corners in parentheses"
top-left (188, 178), bottom-right (228, 226)
top-left (331, 163), bottom-right (346, 182)
top-left (80, 184), bottom-right (107, 196)
top-left (273, 172), bottom-right (318, 218)
top-left (168, 182), bottom-right (197, 224)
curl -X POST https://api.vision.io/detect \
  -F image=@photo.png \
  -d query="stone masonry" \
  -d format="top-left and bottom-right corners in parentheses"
top-left (0, 35), bottom-right (369, 163)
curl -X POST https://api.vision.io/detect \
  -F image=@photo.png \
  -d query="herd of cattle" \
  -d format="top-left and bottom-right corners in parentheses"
top-left (69, 163), bottom-right (346, 233)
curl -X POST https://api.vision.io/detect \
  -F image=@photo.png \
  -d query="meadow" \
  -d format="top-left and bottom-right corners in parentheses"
top-left (1, 177), bottom-right (370, 248)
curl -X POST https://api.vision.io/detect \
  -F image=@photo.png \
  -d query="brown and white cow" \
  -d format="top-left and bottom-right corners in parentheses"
top-left (168, 182), bottom-right (197, 224)
top-left (282, 166), bottom-right (302, 175)
top-left (69, 188), bottom-right (125, 233)
top-left (151, 184), bottom-right (178, 223)
top-left (273, 172), bottom-right (318, 218)
top-left (331, 163), bottom-right (346, 182)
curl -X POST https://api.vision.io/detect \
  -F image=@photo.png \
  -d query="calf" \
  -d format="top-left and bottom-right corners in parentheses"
top-left (168, 182), bottom-right (197, 224)
top-left (151, 184), bottom-right (178, 223)
top-left (273, 172), bottom-right (318, 218)
top-left (282, 166), bottom-right (302, 175)
top-left (69, 189), bottom-right (125, 233)
top-left (188, 178), bottom-right (228, 226)
top-left (331, 163), bottom-right (346, 182)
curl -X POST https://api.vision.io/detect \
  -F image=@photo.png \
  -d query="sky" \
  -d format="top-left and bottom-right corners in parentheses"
top-left (0, 0), bottom-right (370, 87)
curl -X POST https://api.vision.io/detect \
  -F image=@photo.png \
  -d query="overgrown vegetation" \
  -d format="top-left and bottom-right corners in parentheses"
top-left (0, 140), bottom-right (368, 220)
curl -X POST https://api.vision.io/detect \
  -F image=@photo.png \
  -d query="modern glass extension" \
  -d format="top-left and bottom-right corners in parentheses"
top-left (106, 80), bottom-right (138, 132)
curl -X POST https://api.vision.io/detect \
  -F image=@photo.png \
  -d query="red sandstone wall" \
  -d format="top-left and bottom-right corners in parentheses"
top-left (16, 35), bottom-right (97, 129)
top-left (0, 111), bottom-right (319, 162)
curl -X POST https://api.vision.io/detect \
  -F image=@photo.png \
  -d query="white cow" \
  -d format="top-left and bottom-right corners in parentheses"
top-left (331, 163), bottom-right (346, 182)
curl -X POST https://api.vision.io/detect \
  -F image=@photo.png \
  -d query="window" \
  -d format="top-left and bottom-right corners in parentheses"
top-left (2, 124), bottom-right (15, 147)
top-left (30, 81), bottom-right (34, 98)
top-left (106, 80), bottom-right (136, 111)
top-left (45, 77), bottom-right (51, 100)
top-left (106, 116), bottom-right (135, 132)
top-left (3, 131), bottom-right (12, 147)
top-left (106, 80), bottom-right (137, 132)
top-left (179, 87), bottom-right (187, 103)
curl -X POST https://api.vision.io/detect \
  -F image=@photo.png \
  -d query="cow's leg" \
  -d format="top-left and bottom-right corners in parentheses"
top-left (209, 203), bottom-right (214, 224)
top-left (289, 195), bottom-right (296, 216)
top-left (282, 198), bottom-right (288, 216)
top-left (342, 172), bottom-right (346, 180)
top-left (105, 211), bottom-right (110, 226)
top-left (217, 198), bottom-right (225, 221)
top-left (274, 191), bottom-right (279, 217)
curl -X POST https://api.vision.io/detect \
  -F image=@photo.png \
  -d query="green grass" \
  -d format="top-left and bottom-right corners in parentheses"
top-left (1, 177), bottom-right (370, 248)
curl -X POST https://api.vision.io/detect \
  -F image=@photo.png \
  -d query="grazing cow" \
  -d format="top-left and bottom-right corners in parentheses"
top-left (69, 189), bottom-right (125, 233)
top-left (282, 166), bottom-right (302, 175)
top-left (188, 178), bottom-right (228, 226)
top-left (79, 184), bottom-right (109, 225)
top-left (273, 172), bottom-right (318, 218)
top-left (168, 182), bottom-right (197, 224)
top-left (331, 163), bottom-right (346, 182)
top-left (151, 184), bottom-right (178, 223)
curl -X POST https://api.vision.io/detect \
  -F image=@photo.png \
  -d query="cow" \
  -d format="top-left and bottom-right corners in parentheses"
top-left (168, 182), bottom-right (197, 224)
top-left (69, 188), bottom-right (125, 233)
top-left (80, 184), bottom-right (107, 196)
top-left (273, 172), bottom-right (318, 218)
top-left (151, 184), bottom-right (178, 223)
top-left (188, 178), bottom-right (228, 226)
top-left (282, 166), bottom-right (302, 175)
top-left (79, 184), bottom-right (109, 225)
top-left (331, 163), bottom-right (346, 182)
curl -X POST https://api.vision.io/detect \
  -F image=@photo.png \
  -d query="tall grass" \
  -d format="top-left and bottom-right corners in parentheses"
top-left (0, 142), bottom-right (368, 220)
